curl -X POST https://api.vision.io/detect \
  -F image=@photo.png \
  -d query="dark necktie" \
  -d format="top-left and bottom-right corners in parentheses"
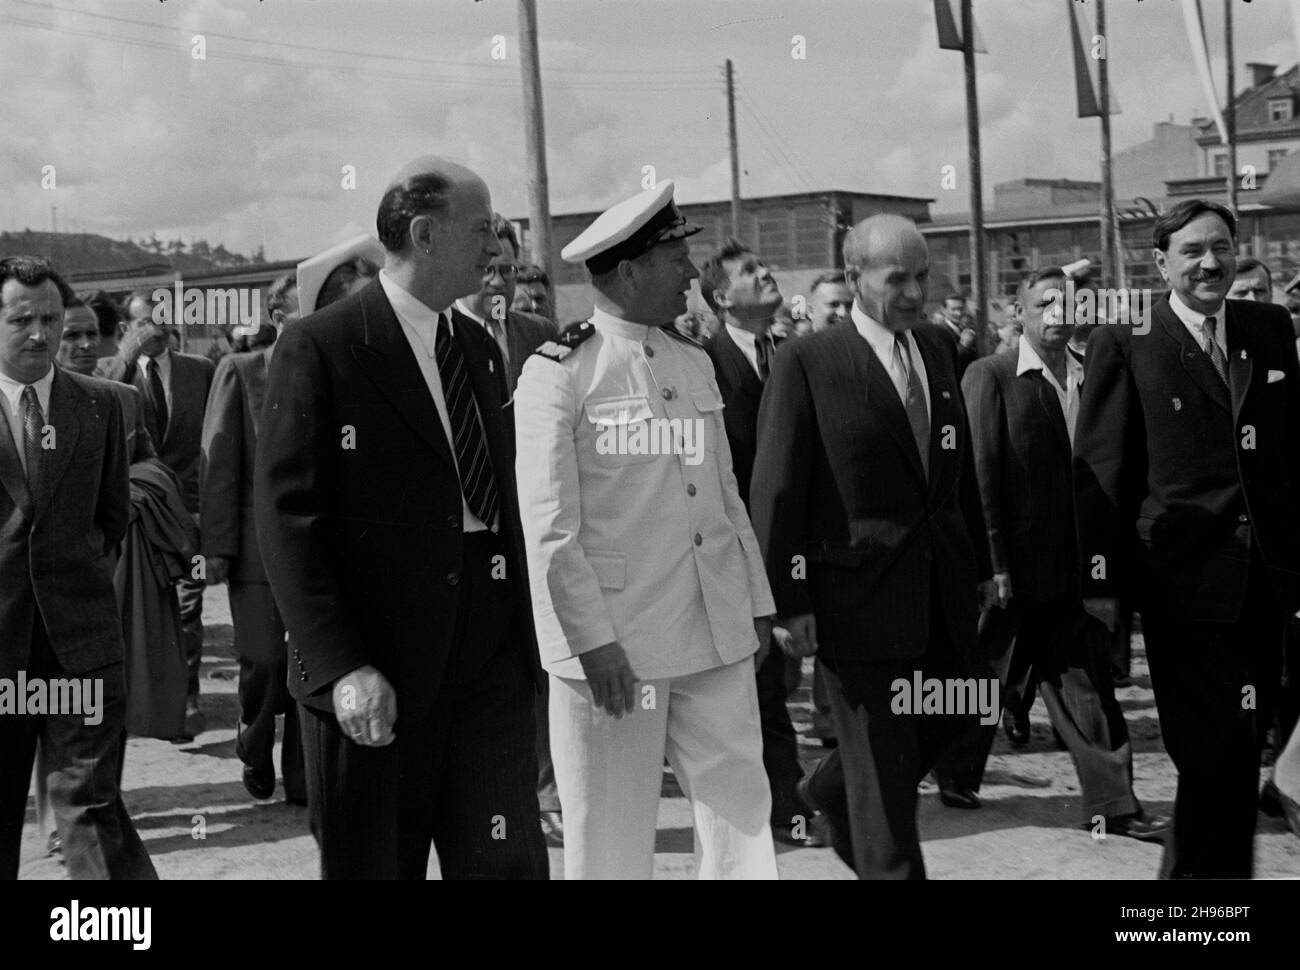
top-left (147, 358), bottom-right (169, 440)
top-left (893, 334), bottom-right (930, 480)
top-left (755, 334), bottom-right (771, 382)
top-left (435, 314), bottom-right (499, 527)
top-left (1203, 315), bottom-right (1228, 386)
top-left (22, 385), bottom-right (43, 499)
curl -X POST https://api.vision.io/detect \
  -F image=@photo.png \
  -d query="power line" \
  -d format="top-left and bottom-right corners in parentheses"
top-left (736, 91), bottom-right (819, 195)
top-left (736, 86), bottom-right (823, 191)
top-left (6, 0), bottom-right (717, 81)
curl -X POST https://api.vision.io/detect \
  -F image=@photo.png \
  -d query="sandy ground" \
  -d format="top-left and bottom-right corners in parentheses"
top-left (19, 587), bottom-right (1300, 879)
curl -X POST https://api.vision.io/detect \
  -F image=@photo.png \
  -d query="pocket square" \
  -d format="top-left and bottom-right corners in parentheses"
top-left (1268, 370), bottom-right (1285, 383)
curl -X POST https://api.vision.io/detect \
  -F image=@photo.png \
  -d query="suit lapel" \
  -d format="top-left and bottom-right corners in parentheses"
top-left (351, 279), bottom-right (456, 470)
top-left (913, 329), bottom-right (956, 497)
top-left (722, 328), bottom-right (763, 396)
top-left (0, 398), bottom-right (28, 511)
top-left (842, 325), bottom-right (926, 486)
top-left (34, 368), bottom-right (81, 521)
top-left (1030, 372), bottom-right (1071, 458)
top-left (1224, 302), bottom-right (1254, 423)
top-left (247, 350), bottom-right (270, 436)
top-left (1155, 296), bottom-right (1231, 414)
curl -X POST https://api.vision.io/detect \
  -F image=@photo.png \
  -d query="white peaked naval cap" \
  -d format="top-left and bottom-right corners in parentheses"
top-left (561, 180), bottom-right (702, 274)
top-left (297, 234), bottom-right (386, 315)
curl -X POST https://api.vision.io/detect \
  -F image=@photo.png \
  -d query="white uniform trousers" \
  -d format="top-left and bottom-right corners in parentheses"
top-left (550, 659), bottom-right (777, 879)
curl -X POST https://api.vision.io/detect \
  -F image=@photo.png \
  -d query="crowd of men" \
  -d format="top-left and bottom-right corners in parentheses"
top-left (2, 154), bottom-right (1299, 880)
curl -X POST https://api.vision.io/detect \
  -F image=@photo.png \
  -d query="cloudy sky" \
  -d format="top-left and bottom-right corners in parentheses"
top-left (2, 0), bottom-right (1296, 260)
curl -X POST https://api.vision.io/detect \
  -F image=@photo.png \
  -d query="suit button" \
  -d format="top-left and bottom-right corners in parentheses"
top-left (1238, 514), bottom-right (1249, 523)
top-left (447, 572), bottom-right (460, 586)
top-left (446, 515), bottom-right (459, 529)
top-left (662, 387), bottom-right (675, 400)
top-left (687, 483), bottom-right (696, 496)
top-left (645, 345), bottom-right (655, 358)
top-left (693, 533), bottom-right (702, 546)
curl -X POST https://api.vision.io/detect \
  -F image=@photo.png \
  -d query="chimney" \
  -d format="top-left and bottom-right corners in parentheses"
top-left (1247, 62), bottom-right (1277, 88)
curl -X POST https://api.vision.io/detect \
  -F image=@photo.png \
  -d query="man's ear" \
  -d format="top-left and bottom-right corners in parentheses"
top-left (1152, 247), bottom-right (1168, 282)
top-left (410, 213), bottom-right (439, 255)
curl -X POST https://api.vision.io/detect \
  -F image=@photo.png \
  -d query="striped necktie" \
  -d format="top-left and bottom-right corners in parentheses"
top-left (434, 314), bottom-right (499, 527)
top-left (893, 334), bottom-right (930, 479)
top-left (1203, 315), bottom-right (1228, 386)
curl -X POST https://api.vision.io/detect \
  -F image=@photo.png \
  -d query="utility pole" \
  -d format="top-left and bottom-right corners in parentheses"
top-left (726, 59), bottom-right (741, 236)
top-left (518, 0), bottom-right (552, 276)
top-left (962, 0), bottom-right (988, 352)
top-left (1225, 0), bottom-right (1238, 217)
top-left (1097, 0), bottom-right (1117, 286)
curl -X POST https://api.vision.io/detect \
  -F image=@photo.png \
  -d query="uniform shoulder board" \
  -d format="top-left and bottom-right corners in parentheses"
top-left (533, 321), bottom-right (596, 362)
top-left (662, 325), bottom-right (704, 350)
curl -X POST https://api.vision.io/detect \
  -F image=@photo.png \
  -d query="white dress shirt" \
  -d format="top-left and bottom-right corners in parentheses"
top-left (1017, 338), bottom-right (1084, 445)
top-left (1168, 290), bottom-right (1228, 358)
top-left (455, 298), bottom-right (511, 371)
top-left (850, 303), bottom-right (930, 420)
top-left (138, 348), bottom-right (174, 414)
top-left (0, 364), bottom-right (55, 477)
top-left (381, 271), bottom-right (493, 533)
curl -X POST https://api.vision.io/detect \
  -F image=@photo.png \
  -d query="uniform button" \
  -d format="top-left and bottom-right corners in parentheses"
top-left (687, 483), bottom-right (697, 496)
top-left (447, 572), bottom-right (460, 586)
top-left (662, 387), bottom-right (675, 400)
top-left (645, 345), bottom-right (655, 358)
top-left (1238, 514), bottom-right (1249, 523)
top-left (693, 533), bottom-right (702, 546)
top-left (446, 514), bottom-right (459, 529)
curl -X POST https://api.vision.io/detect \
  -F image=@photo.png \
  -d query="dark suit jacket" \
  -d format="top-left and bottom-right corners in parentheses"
top-left (1074, 294), bottom-right (1300, 620)
top-left (939, 320), bottom-right (978, 380)
top-left (102, 351), bottom-right (214, 514)
top-left (703, 327), bottom-right (779, 510)
top-left (504, 310), bottom-right (557, 393)
top-left (254, 279), bottom-right (540, 719)
top-left (962, 350), bottom-right (1078, 603)
top-left (102, 380), bottom-right (157, 465)
top-left (0, 368), bottom-right (129, 679)
top-left (749, 321), bottom-right (992, 701)
top-left (201, 348), bottom-right (271, 584)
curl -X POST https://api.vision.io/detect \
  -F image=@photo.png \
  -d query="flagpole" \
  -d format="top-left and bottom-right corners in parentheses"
top-left (962, 0), bottom-right (988, 353)
top-left (1097, 0), bottom-right (1117, 287)
top-left (1225, 0), bottom-right (1238, 217)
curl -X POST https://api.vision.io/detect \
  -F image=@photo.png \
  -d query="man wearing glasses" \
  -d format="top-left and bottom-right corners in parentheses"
top-left (455, 214), bottom-right (557, 394)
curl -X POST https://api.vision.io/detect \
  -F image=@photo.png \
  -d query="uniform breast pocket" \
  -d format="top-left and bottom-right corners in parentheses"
top-left (690, 388), bottom-right (725, 457)
top-left (584, 395), bottom-right (659, 466)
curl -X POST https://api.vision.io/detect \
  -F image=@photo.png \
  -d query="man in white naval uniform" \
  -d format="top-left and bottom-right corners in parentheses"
top-left (514, 181), bottom-right (779, 879)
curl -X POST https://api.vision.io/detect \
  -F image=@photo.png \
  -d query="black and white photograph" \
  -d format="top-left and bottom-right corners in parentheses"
top-left (2, 0), bottom-right (1299, 943)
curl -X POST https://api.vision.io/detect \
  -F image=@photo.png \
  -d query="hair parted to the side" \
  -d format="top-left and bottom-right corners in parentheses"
top-left (1234, 256), bottom-right (1272, 288)
top-left (698, 237), bottom-right (755, 316)
top-left (810, 270), bottom-right (847, 294)
top-left (376, 171), bottom-right (456, 252)
top-left (0, 255), bottom-right (73, 307)
top-left (492, 213), bottom-right (520, 258)
top-left (1152, 198), bottom-right (1237, 252)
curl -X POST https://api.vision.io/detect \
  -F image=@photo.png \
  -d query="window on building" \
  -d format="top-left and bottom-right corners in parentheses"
top-left (1269, 98), bottom-right (1294, 123)
top-left (1213, 152), bottom-right (1230, 178)
top-left (1268, 148), bottom-right (1290, 171)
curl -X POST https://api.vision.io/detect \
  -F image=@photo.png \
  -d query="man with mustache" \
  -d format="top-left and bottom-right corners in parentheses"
top-left (1075, 198), bottom-right (1300, 877)
top-left (751, 214), bottom-right (995, 879)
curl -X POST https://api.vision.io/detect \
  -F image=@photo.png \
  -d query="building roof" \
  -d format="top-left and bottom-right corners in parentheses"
top-left (1197, 63), bottom-right (1300, 144)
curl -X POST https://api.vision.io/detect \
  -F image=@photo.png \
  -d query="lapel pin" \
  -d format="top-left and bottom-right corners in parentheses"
top-left (942, 390), bottom-right (951, 400)
top-left (1240, 349), bottom-right (1247, 360)
top-left (1173, 397), bottom-right (1182, 411)
top-left (488, 359), bottom-right (494, 374)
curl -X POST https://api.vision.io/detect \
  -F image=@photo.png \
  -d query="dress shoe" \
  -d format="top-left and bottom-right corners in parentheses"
top-left (938, 786), bottom-right (981, 810)
top-left (796, 775), bottom-right (853, 868)
top-left (1098, 811), bottom-right (1171, 843)
top-left (1002, 708), bottom-right (1029, 747)
top-left (46, 831), bottom-right (62, 858)
top-left (540, 810), bottom-right (564, 848)
top-left (243, 763), bottom-right (276, 800)
top-left (1260, 779), bottom-right (1285, 818)
top-left (183, 699), bottom-right (206, 740)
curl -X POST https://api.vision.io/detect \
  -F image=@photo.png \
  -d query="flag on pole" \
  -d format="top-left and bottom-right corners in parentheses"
top-left (934, 0), bottom-right (987, 53)
top-left (1067, 0), bottom-right (1120, 118)
top-left (1180, 0), bottom-right (1229, 144)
